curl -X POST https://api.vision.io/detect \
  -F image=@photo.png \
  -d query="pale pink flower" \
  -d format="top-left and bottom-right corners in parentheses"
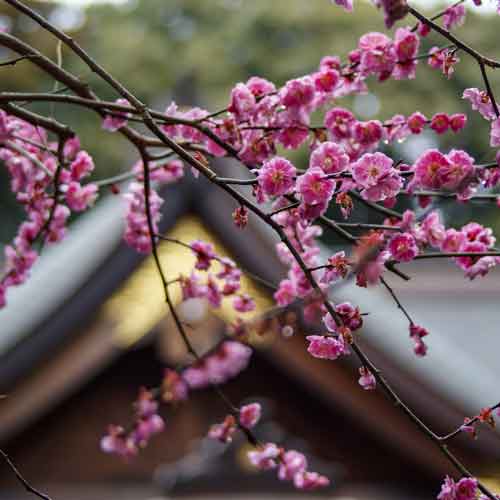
top-left (330, 0), bottom-right (353, 12)
top-left (490, 118), bottom-right (500, 147)
top-left (358, 366), bottom-right (376, 390)
top-left (239, 403), bottom-right (261, 429)
top-left (248, 443), bottom-right (281, 470)
top-left (422, 211), bottom-right (446, 248)
top-left (352, 152), bottom-right (393, 188)
top-left (293, 471), bottom-right (330, 490)
top-left (463, 88), bottom-right (496, 120)
top-left (208, 415), bottom-right (237, 443)
top-left (102, 98), bottom-right (130, 131)
top-left (278, 450), bottom-right (307, 481)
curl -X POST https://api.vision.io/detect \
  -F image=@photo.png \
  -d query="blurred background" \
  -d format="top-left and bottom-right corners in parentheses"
top-left (1, 1), bottom-right (500, 499)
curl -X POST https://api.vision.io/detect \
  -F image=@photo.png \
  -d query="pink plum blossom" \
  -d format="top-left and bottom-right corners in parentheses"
top-left (257, 157), bottom-right (297, 198)
top-left (239, 403), bottom-right (261, 429)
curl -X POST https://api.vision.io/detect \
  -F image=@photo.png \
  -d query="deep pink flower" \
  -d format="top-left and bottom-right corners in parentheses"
top-left (180, 273), bottom-right (207, 301)
top-left (324, 107), bottom-right (355, 140)
top-left (430, 113), bottom-right (450, 134)
top-left (65, 182), bottom-right (98, 212)
top-left (257, 157), bottom-right (297, 198)
top-left (228, 82), bottom-right (256, 122)
top-left (310, 141), bottom-right (349, 174)
top-left (306, 335), bottom-right (349, 360)
top-left (440, 228), bottom-right (466, 253)
top-left (456, 477), bottom-right (478, 500)
top-left (449, 113), bottom-right (467, 132)
top-left (440, 149), bottom-right (475, 191)
top-left (352, 120), bottom-right (383, 145)
top-left (190, 240), bottom-right (216, 270)
top-left (412, 150), bottom-right (451, 190)
top-left (246, 76), bottom-right (276, 97)
top-left (239, 403), bottom-right (261, 429)
top-left (313, 69), bottom-right (340, 93)
top-left (428, 47), bottom-right (446, 70)
top-left (407, 112), bottom-right (427, 134)
top-left (206, 274), bottom-right (222, 307)
top-left (296, 167), bottom-right (335, 205)
top-left (352, 152), bottom-right (402, 202)
top-left (274, 279), bottom-right (297, 306)
top-left (277, 124), bottom-right (310, 150)
top-left (388, 233), bottom-right (418, 262)
top-left (70, 151), bottom-right (94, 181)
top-left (410, 324), bottom-right (429, 357)
top-left (352, 152), bottom-right (393, 188)
top-left (323, 302), bottom-right (363, 332)
top-left (358, 32), bottom-right (396, 79)
top-left (393, 27), bottom-right (419, 80)
top-left (280, 77), bottom-right (316, 110)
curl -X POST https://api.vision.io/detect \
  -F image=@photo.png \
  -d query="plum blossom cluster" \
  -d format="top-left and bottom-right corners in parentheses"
top-left (101, 387), bottom-right (165, 459)
top-left (0, 111), bottom-right (97, 309)
top-left (182, 340), bottom-right (253, 389)
top-left (178, 240), bottom-right (256, 313)
top-left (208, 402), bottom-right (262, 443)
top-left (386, 211), bottom-right (499, 280)
top-left (437, 476), bottom-right (485, 500)
top-left (463, 88), bottom-right (500, 148)
top-left (101, 341), bottom-right (252, 458)
top-left (459, 406), bottom-right (499, 439)
top-left (248, 443), bottom-right (330, 490)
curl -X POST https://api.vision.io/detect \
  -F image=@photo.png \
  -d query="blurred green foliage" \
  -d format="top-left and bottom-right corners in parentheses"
top-left (0, 0), bottom-right (499, 241)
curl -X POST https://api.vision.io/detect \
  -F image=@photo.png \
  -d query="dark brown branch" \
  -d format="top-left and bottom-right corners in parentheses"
top-left (0, 448), bottom-right (52, 500)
